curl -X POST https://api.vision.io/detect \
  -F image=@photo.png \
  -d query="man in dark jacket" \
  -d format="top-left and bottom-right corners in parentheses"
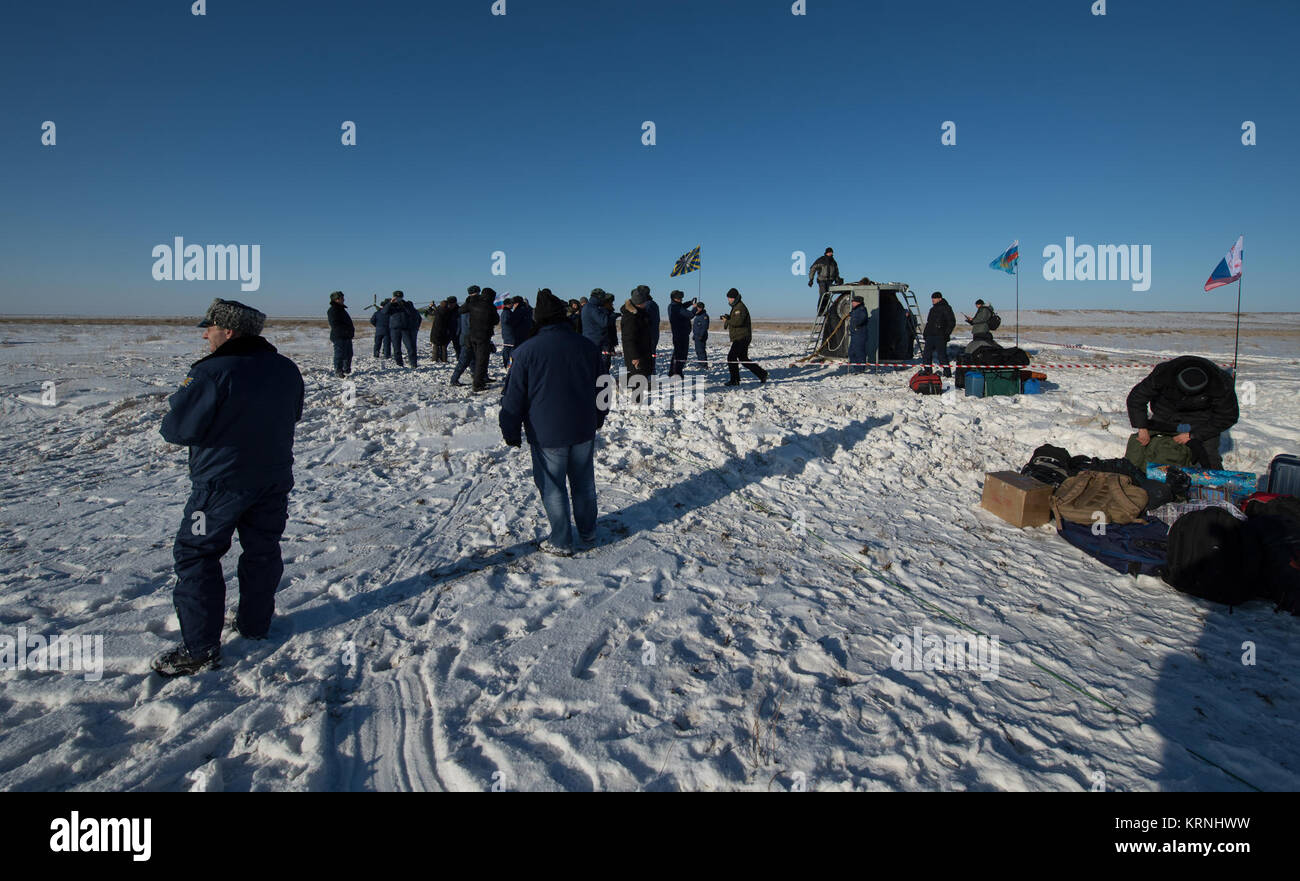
top-left (370, 296), bottom-right (391, 359)
top-left (499, 290), bottom-right (606, 556)
top-left (464, 287), bottom-right (500, 392)
top-left (691, 301), bottom-right (709, 367)
top-left (425, 299), bottom-right (446, 362)
top-left (667, 290), bottom-right (692, 377)
top-left (721, 288), bottom-right (768, 386)
top-left (449, 308), bottom-right (473, 386)
top-left (445, 294), bottom-right (464, 362)
top-left (621, 290), bottom-right (653, 379)
top-left (847, 295), bottom-right (870, 375)
top-left (387, 291), bottom-right (421, 368)
top-left (567, 299), bottom-right (583, 334)
top-left (639, 286), bottom-right (661, 375)
top-left (1126, 355), bottom-right (1239, 469)
top-left (582, 290), bottom-right (612, 374)
top-left (922, 291), bottom-right (956, 377)
top-left (808, 247), bottom-right (841, 316)
top-left (602, 292), bottom-right (619, 363)
top-left (500, 297), bottom-right (519, 368)
top-left (153, 298), bottom-right (305, 677)
top-left (327, 291), bottom-right (354, 377)
top-left (514, 297), bottom-right (534, 343)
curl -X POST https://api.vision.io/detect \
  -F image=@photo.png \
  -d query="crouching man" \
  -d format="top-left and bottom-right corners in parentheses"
top-left (153, 298), bottom-right (305, 676)
top-left (1126, 354), bottom-right (1238, 470)
top-left (499, 290), bottom-right (606, 556)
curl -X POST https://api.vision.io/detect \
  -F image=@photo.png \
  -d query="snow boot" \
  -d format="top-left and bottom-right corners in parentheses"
top-left (151, 644), bottom-right (220, 678)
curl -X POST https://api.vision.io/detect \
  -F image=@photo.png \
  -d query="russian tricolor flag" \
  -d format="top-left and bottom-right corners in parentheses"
top-left (1204, 235), bottom-right (1244, 291)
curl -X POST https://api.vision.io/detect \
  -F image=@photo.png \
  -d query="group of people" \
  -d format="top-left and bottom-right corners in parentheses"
top-left (326, 283), bottom-right (770, 390)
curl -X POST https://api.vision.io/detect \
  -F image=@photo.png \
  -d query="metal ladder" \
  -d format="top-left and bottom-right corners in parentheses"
top-left (900, 289), bottom-right (924, 350)
top-left (804, 309), bottom-right (829, 357)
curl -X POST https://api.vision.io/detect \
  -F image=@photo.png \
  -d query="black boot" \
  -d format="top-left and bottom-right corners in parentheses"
top-left (151, 644), bottom-right (220, 678)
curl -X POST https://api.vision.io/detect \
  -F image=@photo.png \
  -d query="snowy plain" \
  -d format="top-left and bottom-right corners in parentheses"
top-left (0, 311), bottom-right (1298, 792)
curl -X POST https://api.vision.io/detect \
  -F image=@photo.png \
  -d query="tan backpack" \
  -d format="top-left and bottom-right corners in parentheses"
top-left (1051, 471), bottom-right (1148, 528)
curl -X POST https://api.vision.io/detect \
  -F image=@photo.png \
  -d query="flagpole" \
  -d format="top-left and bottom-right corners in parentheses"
top-left (1233, 275), bottom-right (1242, 374)
top-left (1015, 259), bottom-right (1020, 347)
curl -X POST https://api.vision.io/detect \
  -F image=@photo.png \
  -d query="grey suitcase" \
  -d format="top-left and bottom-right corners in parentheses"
top-left (1268, 454), bottom-right (1300, 496)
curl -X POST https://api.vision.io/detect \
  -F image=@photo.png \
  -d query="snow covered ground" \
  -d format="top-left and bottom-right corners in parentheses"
top-left (1, 314), bottom-right (1297, 792)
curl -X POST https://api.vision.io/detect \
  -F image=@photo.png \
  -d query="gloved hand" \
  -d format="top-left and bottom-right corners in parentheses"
top-left (807, 279), bottom-right (813, 287)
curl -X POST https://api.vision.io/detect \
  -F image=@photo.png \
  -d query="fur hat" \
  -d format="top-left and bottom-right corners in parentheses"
top-left (534, 289), bottom-right (568, 326)
top-left (392, 290), bottom-right (404, 299)
top-left (631, 289), bottom-right (650, 306)
top-left (482, 287), bottom-right (497, 300)
top-left (467, 285), bottom-right (481, 295)
top-left (196, 298), bottom-right (266, 335)
top-left (670, 290), bottom-right (684, 300)
top-left (851, 295), bottom-right (865, 304)
top-left (931, 291), bottom-right (943, 300)
top-left (329, 291), bottom-right (345, 303)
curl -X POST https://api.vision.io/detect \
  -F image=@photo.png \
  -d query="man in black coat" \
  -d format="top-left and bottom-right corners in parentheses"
top-left (1126, 355), bottom-right (1239, 469)
top-left (463, 286), bottom-right (500, 392)
top-left (154, 298), bottom-right (304, 676)
top-left (370, 296), bottom-right (391, 359)
top-left (808, 247), bottom-right (841, 316)
top-left (667, 290), bottom-right (692, 377)
top-left (327, 291), bottom-right (354, 377)
top-left (621, 291), bottom-right (653, 380)
top-left (921, 291), bottom-right (956, 377)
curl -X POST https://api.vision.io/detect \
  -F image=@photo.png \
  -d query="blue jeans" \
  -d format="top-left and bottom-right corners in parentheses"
top-left (529, 440), bottom-right (597, 548)
top-left (393, 329), bottom-right (418, 367)
top-left (450, 338), bottom-right (473, 383)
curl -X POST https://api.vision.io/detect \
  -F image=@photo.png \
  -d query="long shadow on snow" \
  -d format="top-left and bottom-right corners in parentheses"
top-left (286, 417), bottom-right (889, 640)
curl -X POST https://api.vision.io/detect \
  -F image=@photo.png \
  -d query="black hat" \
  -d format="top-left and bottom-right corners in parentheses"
top-left (931, 291), bottom-right (943, 300)
top-left (534, 289), bottom-right (567, 326)
top-left (631, 289), bottom-right (650, 305)
top-left (329, 291), bottom-right (344, 302)
top-left (825, 247), bottom-right (834, 255)
top-left (482, 287), bottom-right (496, 299)
top-left (851, 295), bottom-right (864, 304)
top-left (726, 287), bottom-right (740, 299)
top-left (975, 299), bottom-right (985, 306)
top-left (670, 290), bottom-right (684, 300)
top-left (392, 290), bottom-right (404, 299)
top-left (467, 285), bottom-right (481, 295)
top-left (590, 287), bottom-right (606, 298)
top-left (1176, 365), bottom-right (1210, 395)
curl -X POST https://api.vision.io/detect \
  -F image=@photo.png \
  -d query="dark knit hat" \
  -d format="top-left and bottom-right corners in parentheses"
top-left (931, 291), bottom-right (943, 300)
top-left (590, 287), bottom-right (606, 299)
top-left (196, 298), bottom-right (266, 335)
top-left (534, 289), bottom-right (567, 326)
top-left (851, 295), bottom-right (864, 304)
top-left (631, 289), bottom-right (650, 306)
top-left (670, 290), bottom-right (684, 300)
top-left (467, 285), bottom-right (481, 295)
top-left (482, 287), bottom-right (497, 300)
top-left (1176, 365), bottom-right (1210, 395)
top-left (635, 284), bottom-right (651, 298)
top-left (392, 290), bottom-right (405, 299)
top-left (329, 291), bottom-right (344, 303)
top-left (726, 287), bottom-right (740, 300)
top-left (975, 299), bottom-right (985, 306)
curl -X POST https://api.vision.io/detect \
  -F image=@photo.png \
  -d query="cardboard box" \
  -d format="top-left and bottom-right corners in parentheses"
top-left (981, 471), bottom-right (1053, 528)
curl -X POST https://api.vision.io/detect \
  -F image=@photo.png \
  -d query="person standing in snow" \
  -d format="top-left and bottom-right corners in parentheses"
top-left (153, 298), bottom-right (304, 677)
top-left (964, 299), bottom-right (996, 343)
top-left (602, 291), bottom-right (619, 366)
top-left (847, 294), bottom-right (870, 375)
top-left (691, 300), bottom-right (709, 368)
top-left (370, 295), bottom-right (391, 360)
top-left (639, 286), bottom-right (661, 375)
top-left (921, 291), bottom-right (956, 378)
top-left (667, 290), bottom-right (692, 377)
top-left (327, 291), bottom-right (354, 378)
top-left (424, 299), bottom-right (445, 362)
top-left (582, 289), bottom-right (612, 374)
top-left (464, 286), bottom-right (500, 392)
top-left (499, 290), bottom-right (607, 556)
top-left (721, 288), bottom-right (768, 386)
top-left (621, 290), bottom-right (653, 379)
top-left (387, 291), bottom-right (421, 368)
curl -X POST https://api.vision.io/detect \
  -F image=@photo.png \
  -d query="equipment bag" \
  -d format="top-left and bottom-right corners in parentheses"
top-left (1021, 444), bottom-right (1073, 487)
top-left (1124, 432), bottom-right (1195, 470)
top-left (1163, 507), bottom-right (1260, 606)
top-left (1051, 471), bottom-right (1149, 528)
top-left (1057, 518), bottom-right (1170, 577)
top-left (988, 312), bottom-right (1002, 331)
top-left (909, 369), bottom-right (942, 395)
top-left (1244, 496), bottom-right (1300, 613)
top-left (982, 368), bottom-right (1021, 397)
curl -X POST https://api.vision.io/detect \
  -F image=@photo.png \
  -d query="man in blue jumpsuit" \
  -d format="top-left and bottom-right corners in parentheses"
top-left (153, 298), bottom-right (304, 676)
top-left (847, 295), bottom-right (870, 375)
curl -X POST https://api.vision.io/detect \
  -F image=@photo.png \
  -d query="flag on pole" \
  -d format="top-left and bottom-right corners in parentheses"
top-left (989, 241), bottom-right (1019, 274)
top-left (493, 289), bottom-right (509, 310)
top-left (1204, 235), bottom-right (1244, 291)
top-left (671, 246), bottom-right (700, 277)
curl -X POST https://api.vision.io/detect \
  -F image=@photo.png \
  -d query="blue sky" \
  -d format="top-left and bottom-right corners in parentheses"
top-left (0, 0), bottom-right (1296, 318)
